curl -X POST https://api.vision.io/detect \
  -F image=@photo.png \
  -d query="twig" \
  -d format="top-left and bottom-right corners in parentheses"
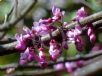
top-left (0, 42), bottom-right (17, 56)
top-left (0, 38), bottom-right (16, 44)
top-left (4, 4), bottom-right (14, 23)
top-left (94, 19), bottom-right (102, 28)
top-left (1, 49), bottom-right (102, 70)
top-left (10, 0), bottom-right (18, 22)
top-left (74, 59), bottom-right (102, 76)
top-left (8, 69), bottom-right (59, 76)
top-left (0, 32), bottom-right (6, 40)
top-left (0, 0), bottom-right (37, 31)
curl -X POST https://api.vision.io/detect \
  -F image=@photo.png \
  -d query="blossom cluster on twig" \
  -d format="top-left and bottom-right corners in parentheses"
top-left (15, 6), bottom-right (96, 72)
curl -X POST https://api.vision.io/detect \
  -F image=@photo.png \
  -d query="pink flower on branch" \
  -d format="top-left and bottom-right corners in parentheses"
top-left (87, 24), bottom-right (96, 43)
top-left (49, 39), bottom-right (62, 62)
top-left (19, 48), bottom-right (39, 65)
top-left (14, 6), bottom-right (99, 71)
top-left (32, 21), bottom-right (55, 36)
top-left (76, 7), bottom-right (87, 20)
top-left (53, 63), bottom-right (64, 71)
top-left (38, 47), bottom-right (48, 68)
top-left (52, 6), bottom-right (65, 22)
top-left (15, 34), bottom-right (27, 50)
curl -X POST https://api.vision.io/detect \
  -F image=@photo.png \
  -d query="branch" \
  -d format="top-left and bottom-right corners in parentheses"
top-left (8, 69), bottom-right (60, 76)
top-left (74, 59), bottom-right (102, 76)
top-left (94, 19), bottom-right (102, 28)
top-left (1, 50), bottom-right (102, 70)
top-left (0, 19), bottom-right (102, 45)
top-left (0, 38), bottom-right (16, 44)
top-left (0, 0), bottom-right (37, 31)
top-left (41, 11), bottom-right (102, 41)
top-left (0, 11), bottom-right (102, 56)
top-left (0, 42), bottom-right (17, 56)
top-left (0, 32), bottom-right (6, 40)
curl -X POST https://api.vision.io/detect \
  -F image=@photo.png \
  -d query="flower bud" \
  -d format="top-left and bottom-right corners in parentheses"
top-left (49, 39), bottom-right (61, 62)
top-left (75, 36), bottom-right (85, 52)
top-left (53, 63), bottom-right (64, 71)
top-left (15, 34), bottom-right (26, 50)
top-left (65, 62), bottom-right (76, 73)
top-left (87, 24), bottom-right (96, 43)
top-left (38, 47), bottom-right (48, 68)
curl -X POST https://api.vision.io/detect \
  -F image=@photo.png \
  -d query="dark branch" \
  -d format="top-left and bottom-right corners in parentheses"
top-left (0, 42), bottom-right (17, 56)
top-left (1, 50), bottom-right (102, 70)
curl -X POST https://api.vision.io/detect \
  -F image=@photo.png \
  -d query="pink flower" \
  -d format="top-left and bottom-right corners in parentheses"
top-left (39, 18), bottom-right (52, 24)
top-left (66, 26), bottom-right (84, 52)
top-left (75, 36), bottom-right (85, 52)
top-left (66, 26), bottom-right (82, 43)
top-left (87, 24), bottom-right (96, 43)
top-left (65, 62), bottom-right (76, 73)
top-left (32, 22), bottom-right (47, 35)
top-left (76, 7), bottom-right (87, 20)
top-left (15, 34), bottom-right (26, 50)
top-left (62, 40), bottom-right (68, 49)
top-left (19, 48), bottom-right (30, 65)
top-left (49, 39), bottom-right (61, 62)
top-left (19, 48), bottom-right (39, 65)
top-left (53, 63), bottom-right (64, 71)
top-left (91, 43), bottom-right (102, 53)
top-left (76, 60), bottom-right (85, 67)
top-left (32, 22), bottom-right (55, 36)
top-left (23, 27), bottom-right (32, 39)
top-left (52, 6), bottom-right (65, 21)
top-left (38, 47), bottom-right (48, 68)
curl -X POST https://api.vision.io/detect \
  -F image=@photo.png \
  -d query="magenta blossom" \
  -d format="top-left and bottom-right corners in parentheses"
top-left (62, 40), bottom-right (68, 49)
top-left (66, 25), bottom-right (84, 52)
top-left (19, 48), bottom-right (30, 65)
top-left (39, 18), bottom-right (52, 24)
top-left (38, 47), bottom-right (48, 68)
top-left (87, 24), bottom-right (96, 43)
top-left (32, 22), bottom-right (48, 35)
top-left (75, 36), bottom-right (85, 52)
top-left (91, 43), bottom-right (102, 53)
top-left (49, 39), bottom-right (62, 62)
top-left (52, 6), bottom-right (65, 22)
top-left (67, 26), bottom-right (82, 43)
top-left (32, 22), bottom-right (55, 36)
top-left (19, 48), bottom-right (39, 65)
top-left (23, 27), bottom-right (33, 39)
top-left (15, 34), bottom-right (26, 50)
top-left (76, 60), bottom-right (85, 67)
top-left (53, 63), bottom-right (64, 71)
top-left (65, 62), bottom-right (76, 73)
top-left (76, 7), bottom-right (87, 20)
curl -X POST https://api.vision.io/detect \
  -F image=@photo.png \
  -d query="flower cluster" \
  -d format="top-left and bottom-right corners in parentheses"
top-left (15, 6), bottom-right (96, 68)
top-left (54, 60), bottom-right (85, 73)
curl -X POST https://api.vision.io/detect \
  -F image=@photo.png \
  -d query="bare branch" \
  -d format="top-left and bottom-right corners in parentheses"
top-left (0, 32), bottom-right (6, 40)
top-left (0, 38), bottom-right (16, 44)
top-left (0, 42), bottom-right (17, 56)
top-left (0, 0), bottom-right (37, 31)
top-left (8, 69), bottom-right (60, 76)
top-left (94, 19), bottom-right (102, 28)
top-left (74, 59), bottom-right (102, 76)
